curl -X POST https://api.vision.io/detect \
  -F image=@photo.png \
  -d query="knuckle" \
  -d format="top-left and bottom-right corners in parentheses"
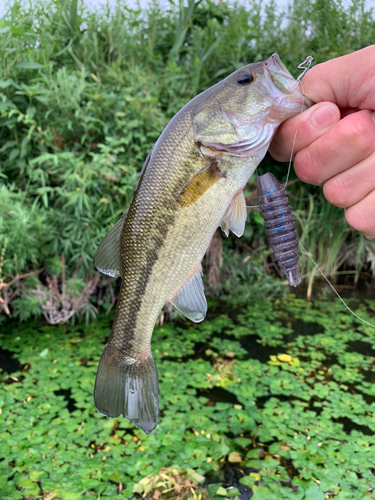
top-left (269, 139), bottom-right (287, 162)
top-left (340, 116), bottom-right (374, 157)
top-left (323, 176), bottom-right (350, 208)
top-left (294, 148), bottom-right (323, 185)
top-left (345, 204), bottom-right (369, 233)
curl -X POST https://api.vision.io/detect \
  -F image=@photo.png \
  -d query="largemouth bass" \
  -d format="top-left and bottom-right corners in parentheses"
top-left (94, 54), bottom-right (310, 434)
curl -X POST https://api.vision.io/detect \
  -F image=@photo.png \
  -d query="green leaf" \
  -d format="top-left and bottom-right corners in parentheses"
top-left (239, 476), bottom-right (256, 487)
top-left (15, 62), bottom-right (43, 69)
top-left (226, 487), bottom-right (241, 497)
top-left (304, 484), bottom-right (325, 500)
top-left (0, 79), bottom-right (14, 89)
top-left (216, 486), bottom-right (228, 496)
top-left (57, 491), bottom-right (84, 500)
top-left (186, 468), bottom-right (205, 484)
top-left (252, 211), bottom-right (264, 225)
top-left (30, 470), bottom-right (45, 481)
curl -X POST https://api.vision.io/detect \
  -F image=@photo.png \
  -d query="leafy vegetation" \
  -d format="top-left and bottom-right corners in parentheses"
top-left (1, 0), bottom-right (375, 321)
top-left (1, 295), bottom-right (375, 498)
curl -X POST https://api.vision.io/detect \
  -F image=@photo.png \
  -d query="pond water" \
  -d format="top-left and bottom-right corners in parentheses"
top-left (1, 293), bottom-right (375, 499)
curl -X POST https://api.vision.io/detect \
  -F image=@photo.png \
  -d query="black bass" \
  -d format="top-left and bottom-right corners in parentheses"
top-left (94, 54), bottom-right (310, 433)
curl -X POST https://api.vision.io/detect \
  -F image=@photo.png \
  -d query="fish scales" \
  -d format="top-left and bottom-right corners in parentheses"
top-left (94, 54), bottom-right (311, 433)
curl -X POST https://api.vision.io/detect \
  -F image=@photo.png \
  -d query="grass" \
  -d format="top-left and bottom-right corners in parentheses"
top-left (1, 295), bottom-right (375, 499)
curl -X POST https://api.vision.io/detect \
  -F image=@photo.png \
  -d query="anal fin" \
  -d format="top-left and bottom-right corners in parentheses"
top-left (169, 266), bottom-right (207, 323)
top-left (221, 191), bottom-right (246, 237)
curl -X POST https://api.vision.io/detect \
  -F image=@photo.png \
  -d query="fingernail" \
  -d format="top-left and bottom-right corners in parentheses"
top-left (371, 111), bottom-right (375, 124)
top-left (365, 234), bottom-right (375, 240)
top-left (310, 105), bottom-right (337, 129)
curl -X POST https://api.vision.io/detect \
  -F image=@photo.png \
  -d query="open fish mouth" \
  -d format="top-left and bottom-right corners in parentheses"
top-left (265, 53), bottom-right (298, 94)
top-left (264, 53), bottom-right (312, 109)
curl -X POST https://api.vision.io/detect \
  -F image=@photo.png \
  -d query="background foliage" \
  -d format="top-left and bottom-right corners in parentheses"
top-left (1, 0), bottom-right (375, 321)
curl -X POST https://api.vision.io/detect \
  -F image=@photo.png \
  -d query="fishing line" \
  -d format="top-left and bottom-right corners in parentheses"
top-left (287, 102), bottom-right (374, 327)
top-left (296, 55), bottom-right (373, 328)
top-left (298, 241), bottom-right (375, 329)
top-left (284, 56), bottom-right (313, 187)
top-left (230, 54), bottom-right (373, 321)
top-left (276, 57), bottom-right (373, 328)
top-left (227, 55), bottom-right (374, 328)
top-left (284, 129), bottom-right (298, 188)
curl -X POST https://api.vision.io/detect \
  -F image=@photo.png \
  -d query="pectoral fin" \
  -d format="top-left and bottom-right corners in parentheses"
top-left (95, 212), bottom-right (127, 278)
top-left (177, 161), bottom-right (225, 208)
top-left (221, 191), bottom-right (247, 237)
top-left (169, 266), bottom-right (207, 323)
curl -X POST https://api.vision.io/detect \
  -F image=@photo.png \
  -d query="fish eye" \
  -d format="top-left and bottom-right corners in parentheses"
top-left (236, 71), bottom-right (253, 85)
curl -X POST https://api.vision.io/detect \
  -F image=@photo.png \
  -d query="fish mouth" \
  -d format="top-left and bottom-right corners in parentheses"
top-left (266, 54), bottom-right (293, 79)
top-left (265, 53), bottom-right (312, 109)
top-left (265, 53), bottom-right (299, 95)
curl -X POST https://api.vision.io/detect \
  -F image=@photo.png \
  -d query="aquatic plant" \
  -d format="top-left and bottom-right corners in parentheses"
top-left (1, 295), bottom-right (375, 498)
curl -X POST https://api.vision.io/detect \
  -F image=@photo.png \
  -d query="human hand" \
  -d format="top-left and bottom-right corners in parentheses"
top-left (269, 45), bottom-right (375, 240)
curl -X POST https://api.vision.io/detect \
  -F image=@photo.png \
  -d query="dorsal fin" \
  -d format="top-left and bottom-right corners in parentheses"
top-left (221, 190), bottom-right (246, 237)
top-left (169, 266), bottom-right (207, 323)
top-left (95, 213), bottom-right (126, 278)
top-left (95, 149), bottom-right (153, 278)
top-left (134, 148), bottom-right (153, 191)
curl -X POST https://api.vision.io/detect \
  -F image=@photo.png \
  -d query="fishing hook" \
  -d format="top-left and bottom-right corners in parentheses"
top-left (297, 55), bottom-right (314, 82)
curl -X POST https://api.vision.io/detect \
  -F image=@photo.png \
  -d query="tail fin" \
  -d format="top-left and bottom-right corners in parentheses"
top-left (94, 345), bottom-right (159, 434)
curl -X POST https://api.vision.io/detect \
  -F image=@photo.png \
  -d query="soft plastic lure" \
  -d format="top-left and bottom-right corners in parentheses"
top-left (257, 172), bottom-right (301, 287)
